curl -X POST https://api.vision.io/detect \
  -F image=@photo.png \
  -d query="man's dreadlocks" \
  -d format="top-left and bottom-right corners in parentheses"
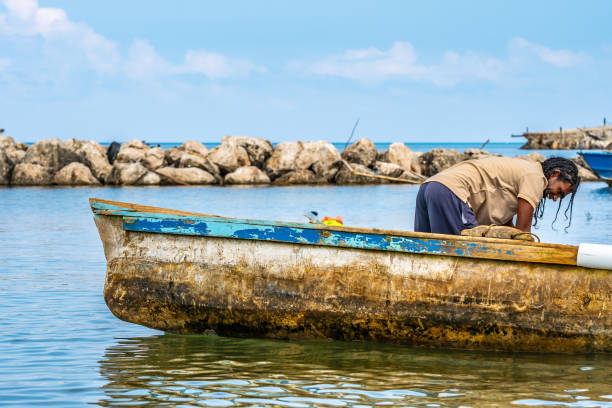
top-left (533, 157), bottom-right (581, 231)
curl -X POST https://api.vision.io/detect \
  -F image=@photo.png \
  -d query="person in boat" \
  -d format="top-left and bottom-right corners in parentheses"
top-left (414, 156), bottom-right (580, 235)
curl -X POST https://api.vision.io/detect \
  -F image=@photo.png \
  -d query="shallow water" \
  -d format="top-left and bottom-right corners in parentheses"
top-left (1, 184), bottom-right (611, 407)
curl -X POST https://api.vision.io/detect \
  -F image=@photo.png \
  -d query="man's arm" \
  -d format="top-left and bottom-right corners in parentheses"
top-left (515, 198), bottom-right (534, 232)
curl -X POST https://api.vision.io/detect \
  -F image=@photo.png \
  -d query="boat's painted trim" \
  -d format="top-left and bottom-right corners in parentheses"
top-left (90, 198), bottom-right (582, 267)
top-left (579, 151), bottom-right (612, 179)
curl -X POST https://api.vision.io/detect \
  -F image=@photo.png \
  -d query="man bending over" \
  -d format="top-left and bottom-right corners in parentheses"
top-left (414, 156), bottom-right (580, 235)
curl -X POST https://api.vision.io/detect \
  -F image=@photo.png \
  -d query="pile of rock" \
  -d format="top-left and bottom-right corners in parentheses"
top-left (0, 134), bottom-right (600, 186)
top-left (521, 126), bottom-right (612, 150)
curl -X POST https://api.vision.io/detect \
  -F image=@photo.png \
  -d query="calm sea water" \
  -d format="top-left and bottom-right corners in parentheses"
top-left (1, 181), bottom-right (611, 406)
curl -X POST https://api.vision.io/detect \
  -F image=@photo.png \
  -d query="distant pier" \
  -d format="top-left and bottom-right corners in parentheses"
top-left (519, 125), bottom-right (612, 150)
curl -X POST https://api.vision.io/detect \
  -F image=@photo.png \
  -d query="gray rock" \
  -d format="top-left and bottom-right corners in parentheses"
top-left (341, 138), bottom-right (378, 167)
top-left (222, 136), bottom-right (274, 168)
top-left (379, 142), bottom-right (422, 174)
top-left (164, 140), bottom-right (209, 167)
top-left (11, 163), bottom-right (53, 185)
top-left (181, 140), bottom-right (209, 156)
top-left (463, 148), bottom-right (494, 161)
top-left (73, 141), bottom-right (112, 181)
top-left (53, 162), bottom-right (101, 185)
top-left (156, 167), bottom-right (217, 185)
top-left (515, 152), bottom-right (545, 163)
top-left (265, 141), bottom-right (304, 179)
top-left (419, 148), bottom-right (463, 177)
top-left (164, 147), bottom-right (183, 166)
top-left (177, 152), bottom-right (220, 180)
top-left (297, 141), bottom-right (342, 181)
top-left (273, 169), bottom-right (326, 185)
top-left (335, 163), bottom-right (383, 184)
top-left (22, 139), bottom-right (77, 171)
top-left (0, 149), bottom-right (11, 185)
top-left (116, 146), bottom-right (147, 164)
top-left (207, 140), bottom-right (250, 174)
top-left (224, 166), bottom-right (271, 185)
top-left (106, 162), bottom-right (148, 185)
top-left (143, 147), bottom-right (164, 170)
top-left (5, 149), bottom-right (26, 165)
top-left (374, 161), bottom-right (404, 178)
top-left (136, 171), bottom-right (162, 185)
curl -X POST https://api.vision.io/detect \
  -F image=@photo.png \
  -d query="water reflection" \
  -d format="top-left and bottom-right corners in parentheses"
top-left (98, 335), bottom-right (612, 407)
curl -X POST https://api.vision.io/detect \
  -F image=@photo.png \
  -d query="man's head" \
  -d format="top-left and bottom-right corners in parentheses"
top-left (534, 157), bottom-right (581, 231)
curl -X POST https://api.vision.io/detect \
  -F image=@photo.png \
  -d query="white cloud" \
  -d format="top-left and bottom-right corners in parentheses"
top-left (0, 0), bottom-right (120, 73)
top-left (183, 50), bottom-right (266, 79)
top-left (509, 37), bottom-right (589, 67)
top-left (123, 39), bottom-right (266, 81)
top-left (0, 0), bottom-right (264, 80)
top-left (292, 38), bottom-right (589, 85)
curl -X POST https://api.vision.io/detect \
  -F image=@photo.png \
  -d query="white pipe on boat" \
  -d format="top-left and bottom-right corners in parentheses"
top-left (577, 243), bottom-right (612, 270)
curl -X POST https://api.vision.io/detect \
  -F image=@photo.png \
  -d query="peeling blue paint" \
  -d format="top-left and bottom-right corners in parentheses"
top-left (121, 216), bottom-right (508, 258)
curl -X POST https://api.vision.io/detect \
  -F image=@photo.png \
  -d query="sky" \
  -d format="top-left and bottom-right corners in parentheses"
top-left (0, 0), bottom-right (611, 143)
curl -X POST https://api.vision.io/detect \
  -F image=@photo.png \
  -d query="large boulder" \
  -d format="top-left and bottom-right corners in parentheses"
top-left (11, 163), bottom-right (53, 185)
top-left (273, 169), bottom-right (326, 185)
top-left (156, 167), bottom-right (217, 185)
top-left (53, 162), bottom-right (101, 185)
top-left (164, 147), bottom-right (183, 166)
top-left (106, 162), bottom-right (148, 185)
top-left (0, 136), bottom-right (27, 165)
top-left (143, 147), bottom-right (164, 170)
top-left (265, 141), bottom-right (304, 179)
top-left (378, 143), bottom-right (422, 174)
top-left (22, 139), bottom-right (78, 172)
top-left (0, 149), bottom-right (11, 184)
top-left (164, 140), bottom-right (209, 166)
top-left (115, 140), bottom-right (149, 164)
top-left (136, 171), bottom-right (162, 185)
top-left (516, 152), bottom-right (545, 163)
top-left (181, 140), bottom-right (209, 156)
top-left (463, 148), bottom-right (494, 161)
top-left (341, 138), bottom-right (378, 167)
top-left (207, 140), bottom-right (250, 174)
top-left (222, 136), bottom-right (274, 168)
top-left (73, 140), bottom-right (112, 181)
top-left (419, 148), bottom-right (463, 177)
top-left (177, 153), bottom-right (220, 180)
top-left (296, 141), bottom-right (343, 181)
top-left (335, 163), bottom-right (383, 184)
top-left (374, 161), bottom-right (404, 178)
top-left (224, 166), bottom-right (270, 185)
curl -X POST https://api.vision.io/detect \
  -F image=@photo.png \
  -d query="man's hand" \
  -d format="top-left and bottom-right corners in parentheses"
top-left (516, 198), bottom-right (534, 232)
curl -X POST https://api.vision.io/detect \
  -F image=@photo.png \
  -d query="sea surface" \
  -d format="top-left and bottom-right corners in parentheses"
top-left (1, 174), bottom-right (612, 406)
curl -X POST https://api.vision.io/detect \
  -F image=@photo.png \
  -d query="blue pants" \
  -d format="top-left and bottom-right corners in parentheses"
top-left (414, 181), bottom-right (478, 235)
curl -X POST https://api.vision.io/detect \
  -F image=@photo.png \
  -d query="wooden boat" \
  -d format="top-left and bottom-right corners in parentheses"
top-left (579, 151), bottom-right (612, 187)
top-left (90, 198), bottom-right (612, 353)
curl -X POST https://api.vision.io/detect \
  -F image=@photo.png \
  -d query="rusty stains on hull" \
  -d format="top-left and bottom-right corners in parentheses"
top-left (90, 200), bottom-right (612, 353)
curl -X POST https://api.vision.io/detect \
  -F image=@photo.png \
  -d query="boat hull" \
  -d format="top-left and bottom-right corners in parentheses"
top-left (580, 152), bottom-right (612, 179)
top-left (95, 214), bottom-right (612, 353)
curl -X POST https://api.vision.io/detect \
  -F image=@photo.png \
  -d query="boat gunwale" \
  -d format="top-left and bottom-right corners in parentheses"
top-left (90, 198), bottom-right (585, 267)
top-left (90, 198), bottom-right (575, 250)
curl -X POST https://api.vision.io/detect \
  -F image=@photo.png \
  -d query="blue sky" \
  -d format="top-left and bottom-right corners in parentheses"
top-left (0, 0), bottom-right (611, 143)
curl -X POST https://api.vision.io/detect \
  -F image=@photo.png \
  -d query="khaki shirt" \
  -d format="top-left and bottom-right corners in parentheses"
top-left (426, 157), bottom-right (547, 225)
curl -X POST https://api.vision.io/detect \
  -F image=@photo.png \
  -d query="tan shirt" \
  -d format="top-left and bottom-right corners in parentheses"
top-left (426, 157), bottom-right (547, 225)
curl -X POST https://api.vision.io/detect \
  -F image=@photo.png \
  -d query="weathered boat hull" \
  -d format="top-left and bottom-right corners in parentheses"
top-left (93, 206), bottom-right (612, 353)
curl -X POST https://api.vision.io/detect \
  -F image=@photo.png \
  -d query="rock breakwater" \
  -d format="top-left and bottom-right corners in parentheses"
top-left (521, 125), bottom-right (612, 149)
top-left (0, 135), bottom-right (600, 186)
